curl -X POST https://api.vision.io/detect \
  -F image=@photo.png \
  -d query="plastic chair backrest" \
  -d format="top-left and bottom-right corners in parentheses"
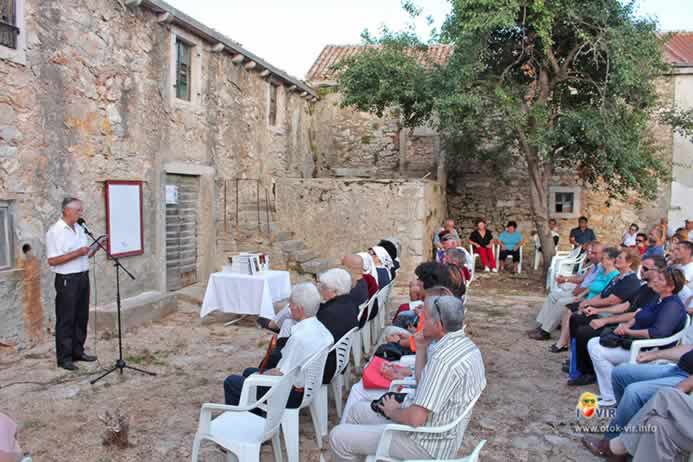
top-left (332, 327), bottom-right (358, 376)
top-left (262, 366), bottom-right (301, 438)
top-left (296, 345), bottom-right (330, 410)
top-left (357, 300), bottom-right (369, 319)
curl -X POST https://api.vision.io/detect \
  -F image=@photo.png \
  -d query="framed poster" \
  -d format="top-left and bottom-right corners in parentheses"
top-left (104, 180), bottom-right (144, 258)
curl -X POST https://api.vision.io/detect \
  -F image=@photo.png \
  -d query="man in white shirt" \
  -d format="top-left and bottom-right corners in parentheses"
top-left (223, 282), bottom-right (334, 408)
top-left (673, 241), bottom-right (693, 291)
top-left (46, 198), bottom-right (102, 370)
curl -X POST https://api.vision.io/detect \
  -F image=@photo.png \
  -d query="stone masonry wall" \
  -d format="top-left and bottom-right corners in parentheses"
top-left (275, 178), bottom-right (446, 282)
top-left (0, 0), bottom-right (317, 344)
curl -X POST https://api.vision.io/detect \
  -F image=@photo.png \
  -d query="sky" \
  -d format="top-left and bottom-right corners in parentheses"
top-left (164, 0), bottom-right (693, 80)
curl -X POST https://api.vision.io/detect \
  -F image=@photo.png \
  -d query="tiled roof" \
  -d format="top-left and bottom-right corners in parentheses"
top-left (663, 32), bottom-right (693, 67)
top-left (306, 44), bottom-right (453, 82)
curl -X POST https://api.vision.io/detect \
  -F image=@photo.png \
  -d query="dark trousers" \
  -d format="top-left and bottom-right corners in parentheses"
top-left (224, 367), bottom-right (304, 411)
top-left (570, 313), bottom-right (606, 375)
top-left (54, 271), bottom-right (90, 365)
top-left (499, 249), bottom-right (520, 263)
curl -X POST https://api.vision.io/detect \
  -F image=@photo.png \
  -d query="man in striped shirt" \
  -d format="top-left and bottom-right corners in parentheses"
top-left (330, 296), bottom-right (486, 461)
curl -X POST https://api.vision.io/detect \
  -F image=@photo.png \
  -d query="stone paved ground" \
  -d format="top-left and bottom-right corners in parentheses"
top-left (0, 272), bottom-right (606, 461)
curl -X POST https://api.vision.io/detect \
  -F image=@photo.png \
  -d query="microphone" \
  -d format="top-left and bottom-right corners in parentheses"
top-left (77, 218), bottom-right (86, 226)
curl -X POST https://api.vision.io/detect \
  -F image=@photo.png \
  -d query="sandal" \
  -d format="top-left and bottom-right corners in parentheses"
top-left (549, 343), bottom-right (568, 353)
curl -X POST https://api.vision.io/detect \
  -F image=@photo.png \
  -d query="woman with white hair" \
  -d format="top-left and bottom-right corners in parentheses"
top-left (369, 246), bottom-right (392, 288)
top-left (317, 268), bottom-right (360, 385)
top-left (357, 251), bottom-right (380, 298)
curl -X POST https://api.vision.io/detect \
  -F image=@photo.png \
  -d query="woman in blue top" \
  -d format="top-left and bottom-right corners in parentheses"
top-left (585, 248), bottom-right (621, 300)
top-left (497, 221), bottom-right (525, 273)
top-left (586, 267), bottom-right (688, 405)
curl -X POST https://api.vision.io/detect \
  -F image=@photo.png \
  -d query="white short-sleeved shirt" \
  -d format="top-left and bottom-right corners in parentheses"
top-left (46, 219), bottom-right (89, 274)
top-left (676, 262), bottom-right (693, 290)
top-left (276, 317), bottom-right (333, 388)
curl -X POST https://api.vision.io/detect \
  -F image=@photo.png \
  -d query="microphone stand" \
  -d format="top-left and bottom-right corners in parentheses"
top-left (80, 223), bottom-right (156, 384)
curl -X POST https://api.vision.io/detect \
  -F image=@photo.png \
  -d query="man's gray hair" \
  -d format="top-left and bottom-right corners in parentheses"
top-left (62, 197), bottom-right (81, 210)
top-left (425, 295), bottom-right (465, 332)
top-left (445, 248), bottom-right (467, 266)
top-left (319, 268), bottom-right (352, 296)
top-left (290, 282), bottom-right (322, 317)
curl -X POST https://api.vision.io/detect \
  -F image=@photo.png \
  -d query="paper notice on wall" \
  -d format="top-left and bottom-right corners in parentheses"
top-left (166, 185), bottom-right (178, 204)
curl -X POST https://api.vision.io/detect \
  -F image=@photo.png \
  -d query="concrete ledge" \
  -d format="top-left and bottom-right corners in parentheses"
top-left (89, 291), bottom-right (177, 333)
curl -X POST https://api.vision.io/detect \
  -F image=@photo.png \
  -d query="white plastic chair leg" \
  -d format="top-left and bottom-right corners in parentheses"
top-left (362, 323), bottom-right (371, 355)
top-left (332, 375), bottom-right (344, 419)
top-left (191, 435), bottom-right (202, 462)
top-left (312, 386), bottom-right (329, 438)
top-left (238, 447), bottom-right (259, 462)
top-left (343, 362), bottom-right (352, 390)
top-left (351, 334), bottom-right (362, 370)
top-left (271, 433), bottom-right (284, 462)
top-left (281, 411), bottom-right (300, 462)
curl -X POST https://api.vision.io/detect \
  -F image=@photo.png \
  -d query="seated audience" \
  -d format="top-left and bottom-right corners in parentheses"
top-left (497, 221), bottom-right (524, 273)
top-left (316, 268), bottom-right (359, 385)
top-left (443, 247), bottom-right (469, 298)
top-left (672, 240), bottom-right (693, 289)
top-left (569, 216), bottom-right (597, 250)
top-left (223, 282), bottom-right (333, 408)
top-left (342, 254), bottom-right (369, 308)
top-left (528, 242), bottom-right (604, 341)
top-left (366, 246), bottom-right (393, 323)
top-left (469, 219), bottom-right (497, 272)
top-left (635, 232), bottom-right (648, 256)
top-left (357, 251), bottom-right (380, 298)
top-left (584, 382), bottom-right (693, 461)
top-left (643, 231), bottom-right (665, 259)
top-left (566, 252), bottom-right (658, 385)
top-left (378, 239), bottom-right (400, 279)
top-left (436, 234), bottom-right (459, 264)
top-left (546, 247), bottom-right (620, 352)
top-left (586, 268), bottom-right (688, 406)
top-left (590, 326), bottom-right (693, 445)
top-left (532, 218), bottom-right (560, 255)
top-left (622, 223), bottom-right (639, 248)
top-left (330, 295), bottom-right (486, 462)
top-left (393, 279), bottom-right (424, 322)
top-left (433, 218), bottom-right (460, 250)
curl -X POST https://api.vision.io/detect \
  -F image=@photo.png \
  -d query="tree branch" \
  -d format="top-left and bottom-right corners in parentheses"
top-left (545, 47), bottom-right (562, 76)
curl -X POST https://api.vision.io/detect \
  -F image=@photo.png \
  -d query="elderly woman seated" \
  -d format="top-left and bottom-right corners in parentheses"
top-left (365, 246), bottom-right (394, 324)
top-left (443, 247), bottom-right (469, 299)
top-left (497, 220), bottom-right (525, 273)
top-left (586, 267), bottom-right (688, 406)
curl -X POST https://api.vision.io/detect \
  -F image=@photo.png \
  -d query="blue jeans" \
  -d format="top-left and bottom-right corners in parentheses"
top-left (607, 362), bottom-right (689, 438)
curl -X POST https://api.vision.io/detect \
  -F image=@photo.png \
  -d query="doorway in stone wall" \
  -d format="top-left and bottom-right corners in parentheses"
top-left (165, 174), bottom-right (199, 291)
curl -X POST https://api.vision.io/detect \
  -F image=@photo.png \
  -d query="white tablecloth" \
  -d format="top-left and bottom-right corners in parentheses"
top-left (200, 270), bottom-right (292, 318)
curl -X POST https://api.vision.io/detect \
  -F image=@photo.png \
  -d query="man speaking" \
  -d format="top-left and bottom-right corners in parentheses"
top-left (46, 198), bottom-right (103, 370)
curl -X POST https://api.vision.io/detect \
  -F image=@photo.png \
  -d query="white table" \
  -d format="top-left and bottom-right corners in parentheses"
top-left (200, 270), bottom-right (292, 319)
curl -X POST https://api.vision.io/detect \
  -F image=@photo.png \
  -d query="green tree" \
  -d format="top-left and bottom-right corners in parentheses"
top-left (337, 0), bottom-right (693, 266)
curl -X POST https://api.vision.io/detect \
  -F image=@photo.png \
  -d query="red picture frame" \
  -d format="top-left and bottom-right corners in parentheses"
top-left (104, 180), bottom-right (144, 258)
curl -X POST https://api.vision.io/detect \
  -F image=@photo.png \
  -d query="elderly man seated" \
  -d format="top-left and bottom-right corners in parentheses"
top-left (316, 268), bottom-right (359, 385)
top-left (342, 254), bottom-right (369, 307)
top-left (330, 295), bottom-right (486, 462)
top-left (528, 241), bottom-right (604, 341)
top-left (433, 218), bottom-right (460, 251)
top-left (223, 282), bottom-right (333, 408)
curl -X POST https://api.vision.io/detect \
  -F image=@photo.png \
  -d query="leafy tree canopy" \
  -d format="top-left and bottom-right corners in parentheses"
top-left (337, 0), bottom-right (692, 206)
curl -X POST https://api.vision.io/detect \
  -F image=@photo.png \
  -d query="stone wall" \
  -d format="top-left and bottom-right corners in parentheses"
top-left (275, 178), bottom-right (446, 281)
top-left (312, 91), bottom-right (439, 179)
top-left (0, 0), bottom-right (317, 344)
top-left (669, 69), bottom-right (693, 229)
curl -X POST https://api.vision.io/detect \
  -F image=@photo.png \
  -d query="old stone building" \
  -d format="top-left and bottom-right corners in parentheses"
top-left (0, 0), bottom-right (444, 345)
top-left (306, 36), bottom-right (693, 247)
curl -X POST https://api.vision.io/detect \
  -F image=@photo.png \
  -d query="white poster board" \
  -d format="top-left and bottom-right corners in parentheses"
top-left (105, 181), bottom-right (144, 257)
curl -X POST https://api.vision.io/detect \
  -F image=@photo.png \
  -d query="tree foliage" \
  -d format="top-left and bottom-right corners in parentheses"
top-left (336, 0), bottom-right (692, 264)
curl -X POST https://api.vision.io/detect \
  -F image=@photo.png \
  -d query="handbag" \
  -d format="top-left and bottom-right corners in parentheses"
top-left (362, 356), bottom-right (393, 389)
top-left (374, 342), bottom-right (406, 361)
top-left (599, 329), bottom-right (636, 350)
top-left (370, 392), bottom-right (408, 419)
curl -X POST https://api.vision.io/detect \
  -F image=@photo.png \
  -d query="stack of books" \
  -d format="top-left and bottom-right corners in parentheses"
top-left (227, 252), bottom-right (269, 275)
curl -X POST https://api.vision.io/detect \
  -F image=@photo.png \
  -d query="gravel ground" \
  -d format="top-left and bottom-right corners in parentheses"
top-left (0, 271), bottom-right (605, 461)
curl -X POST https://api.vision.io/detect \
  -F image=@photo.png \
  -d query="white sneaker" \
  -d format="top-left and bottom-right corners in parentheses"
top-left (484, 267), bottom-right (490, 272)
top-left (491, 268), bottom-right (498, 273)
top-left (598, 398), bottom-right (616, 407)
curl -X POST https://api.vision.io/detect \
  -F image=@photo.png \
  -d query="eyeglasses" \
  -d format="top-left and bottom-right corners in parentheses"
top-left (636, 239), bottom-right (645, 243)
top-left (433, 297), bottom-right (443, 326)
top-left (641, 266), bottom-right (654, 272)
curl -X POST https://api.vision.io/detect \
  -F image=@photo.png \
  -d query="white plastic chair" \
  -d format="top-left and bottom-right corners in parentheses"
top-left (467, 244), bottom-right (480, 269)
top-left (361, 294), bottom-right (377, 355)
top-left (547, 250), bottom-right (586, 291)
top-left (351, 300), bottom-right (369, 369)
top-left (191, 366), bottom-right (300, 462)
top-left (317, 327), bottom-right (358, 437)
top-left (457, 246), bottom-right (475, 287)
top-left (365, 394), bottom-right (481, 462)
top-left (404, 440), bottom-right (487, 462)
top-left (493, 244), bottom-right (523, 274)
top-left (628, 315), bottom-right (692, 363)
